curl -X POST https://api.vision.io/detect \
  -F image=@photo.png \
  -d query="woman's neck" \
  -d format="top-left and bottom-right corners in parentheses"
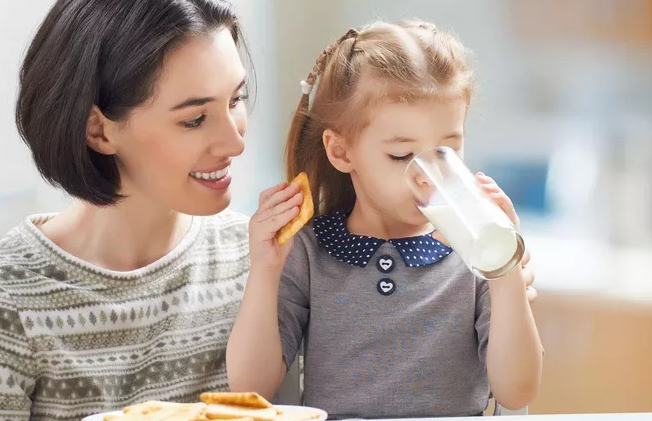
top-left (39, 196), bottom-right (193, 272)
top-left (346, 200), bottom-right (432, 240)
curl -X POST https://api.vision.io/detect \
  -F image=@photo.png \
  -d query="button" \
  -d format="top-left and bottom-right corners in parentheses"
top-left (377, 278), bottom-right (396, 296)
top-left (376, 255), bottom-right (395, 273)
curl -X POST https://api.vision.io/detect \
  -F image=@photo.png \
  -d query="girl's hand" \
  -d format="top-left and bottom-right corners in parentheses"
top-left (477, 172), bottom-right (536, 303)
top-left (476, 172), bottom-right (519, 229)
top-left (249, 182), bottom-right (303, 273)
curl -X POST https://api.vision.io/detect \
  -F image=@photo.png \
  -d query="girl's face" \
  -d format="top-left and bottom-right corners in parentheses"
top-left (330, 96), bottom-right (467, 227)
top-left (92, 29), bottom-right (247, 216)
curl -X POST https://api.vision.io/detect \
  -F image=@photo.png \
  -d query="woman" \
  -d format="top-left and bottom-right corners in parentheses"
top-left (0, 0), bottom-right (252, 420)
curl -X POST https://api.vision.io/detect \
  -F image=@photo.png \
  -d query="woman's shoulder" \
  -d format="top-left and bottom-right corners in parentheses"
top-left (0, 219), bottom-right (35, 270)
top-left (0, 220), bottom-right (46, 301)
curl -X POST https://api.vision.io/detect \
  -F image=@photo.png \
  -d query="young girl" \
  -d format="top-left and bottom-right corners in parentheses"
top-left (227, 21), bottom-right (543, 418)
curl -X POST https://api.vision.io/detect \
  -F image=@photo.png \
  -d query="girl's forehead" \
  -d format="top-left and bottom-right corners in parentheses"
top-left (356, 96), bottom-right (467, 141)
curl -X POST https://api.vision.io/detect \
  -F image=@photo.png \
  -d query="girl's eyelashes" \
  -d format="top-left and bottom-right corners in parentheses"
top-left (388, 153), bottom-right (413, 161)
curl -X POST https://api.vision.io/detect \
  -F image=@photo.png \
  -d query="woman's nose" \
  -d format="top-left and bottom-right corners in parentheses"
top-left (209, 114), bottom-right (246, 158)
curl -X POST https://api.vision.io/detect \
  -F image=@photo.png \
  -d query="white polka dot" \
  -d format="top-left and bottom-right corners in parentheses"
top-left (363, 262), bottom-right (367, 265)
top-left (439, 255), bottom-right (442, 258)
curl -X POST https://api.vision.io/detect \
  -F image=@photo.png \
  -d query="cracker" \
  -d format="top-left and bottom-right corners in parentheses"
top-left (275, 172), bottom-right (314, 246)
top-left (104, 401), bottom-right (207, 421)
top-left (199, 392), bottom-right (273, 409)
top-left (101, 390), bottom-right (324, 421)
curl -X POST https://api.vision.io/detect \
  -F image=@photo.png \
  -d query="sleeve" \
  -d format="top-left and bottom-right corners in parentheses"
top-left (0, 286), bottom-right (36, 421)
top-left (474, 276), bottom-right (491, 372)
top-left (277, 234), bottom-right (311, 371)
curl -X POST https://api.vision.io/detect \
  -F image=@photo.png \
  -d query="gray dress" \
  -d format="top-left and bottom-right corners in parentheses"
top-left (278, 210), bottom-right (490, 419)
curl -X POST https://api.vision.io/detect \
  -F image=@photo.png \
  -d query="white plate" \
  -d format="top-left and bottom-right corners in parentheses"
top-left (82, 404), bottom-right (328, 421)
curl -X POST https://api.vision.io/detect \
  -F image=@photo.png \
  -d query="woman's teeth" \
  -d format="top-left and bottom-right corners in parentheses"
top-left (190, 167), bottom-right (229, 180)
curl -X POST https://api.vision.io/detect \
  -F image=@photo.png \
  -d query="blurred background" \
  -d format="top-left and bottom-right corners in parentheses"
top-left (1, 0), bottom-right (651, 415)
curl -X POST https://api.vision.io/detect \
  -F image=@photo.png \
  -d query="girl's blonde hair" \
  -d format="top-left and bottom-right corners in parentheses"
top-left (285, 20), bottom-right (474, 216)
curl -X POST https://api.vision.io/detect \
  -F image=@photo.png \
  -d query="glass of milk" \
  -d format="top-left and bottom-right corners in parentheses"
top-left (405, 146), bottom-right (525, 280)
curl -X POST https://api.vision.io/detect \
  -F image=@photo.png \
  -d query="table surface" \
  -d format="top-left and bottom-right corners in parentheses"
top-left (344, 413), bottom-right (652, 421)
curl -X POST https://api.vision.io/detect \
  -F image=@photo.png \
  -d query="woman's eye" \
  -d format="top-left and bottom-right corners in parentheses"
top-left (229, 94), bottom-right (249, 109)
top-left (389, 153), bottom-right (413, 161)
top-left (182, 115), bottom-right (206, 129)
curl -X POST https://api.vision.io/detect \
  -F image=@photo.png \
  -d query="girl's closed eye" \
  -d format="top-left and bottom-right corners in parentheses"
top-left (181, 114), bottom-right (206, 129)
top-left (388, 153), bottom-right (413, 162)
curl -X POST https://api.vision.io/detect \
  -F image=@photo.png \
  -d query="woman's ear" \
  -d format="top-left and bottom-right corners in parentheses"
top-left (86, 105), bottom-right (118, 155)
top-left (323, 128), bottom-right (353, 173)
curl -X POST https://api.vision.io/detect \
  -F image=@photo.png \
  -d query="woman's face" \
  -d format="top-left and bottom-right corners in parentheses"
top-left (99, 28), bottom-right (247, 216)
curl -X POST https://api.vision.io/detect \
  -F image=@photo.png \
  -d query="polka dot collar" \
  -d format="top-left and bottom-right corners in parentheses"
top-left (313, 210), bottom-right (453, 268)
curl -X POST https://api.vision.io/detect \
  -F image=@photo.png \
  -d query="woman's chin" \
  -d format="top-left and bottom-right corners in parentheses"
top-left (175, 192), bottom-right (232, 216)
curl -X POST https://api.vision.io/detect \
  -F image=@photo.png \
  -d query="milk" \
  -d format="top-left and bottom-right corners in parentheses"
top-left (420, 204), bottom-right (519, 275)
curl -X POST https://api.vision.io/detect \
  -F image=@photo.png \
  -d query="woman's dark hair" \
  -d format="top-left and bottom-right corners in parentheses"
top-left (16, 0), bottom-right (254, 205)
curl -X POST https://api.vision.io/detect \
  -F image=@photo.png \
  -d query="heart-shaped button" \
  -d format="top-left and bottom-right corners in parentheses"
top-left (377, 279), bottom-right (396, 296)
top-left (376, 255), bottom-right (395, 273)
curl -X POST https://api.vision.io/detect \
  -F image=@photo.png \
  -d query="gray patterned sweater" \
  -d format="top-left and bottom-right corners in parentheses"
top-left (0, 210), bottom-right (249, 421)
